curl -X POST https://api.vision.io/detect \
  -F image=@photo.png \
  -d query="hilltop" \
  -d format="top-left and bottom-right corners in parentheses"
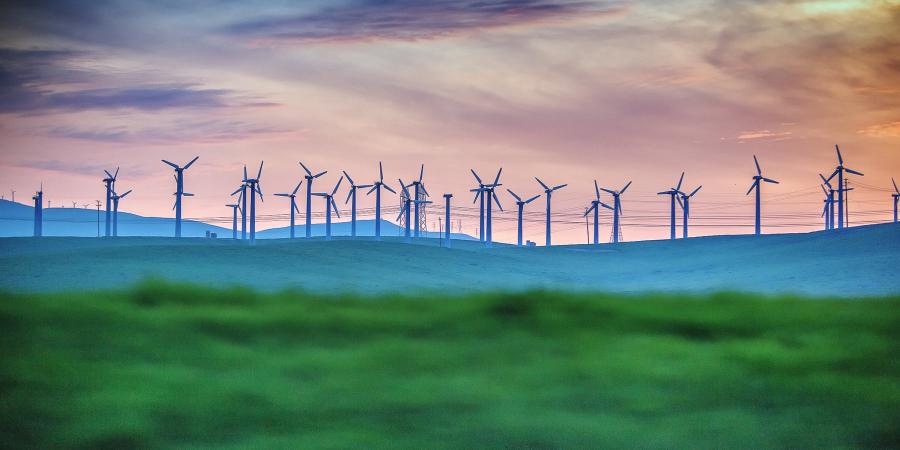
top-left (0, 222), bottom-right (896, 296)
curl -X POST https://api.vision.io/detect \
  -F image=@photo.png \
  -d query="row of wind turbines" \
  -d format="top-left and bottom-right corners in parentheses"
top-left (26, 145), bottom-right (897, 243)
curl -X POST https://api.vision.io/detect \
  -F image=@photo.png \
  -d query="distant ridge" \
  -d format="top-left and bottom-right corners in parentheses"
top-left (0, 199), bottom-right (474, 240)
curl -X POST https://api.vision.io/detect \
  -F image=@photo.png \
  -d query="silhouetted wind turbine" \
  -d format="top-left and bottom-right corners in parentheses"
top-left (584, 180), bottom-right (612, 245)
top-left (398, 178), bottom-right (432, 243)
top-left (535, 177), bottom-right (567, 246)
top-left (102, 167), bottom-right (118, 237)
top-left (300, 162), bottom-right (327, 238)
top-left (162, 156), bottom-right (199, 238)
top-left (312, 176), bottom-right (343, 240)
top-left (230, 179), bottom-right (247, 240)
top-left (32, 184), bottom-right (42, 237)
top-left (601, 181), bottom-right (631, 243)
top-left (274, 180), bottom-right (303, 239)
top-left (746, 155), bottom-right (778, 236)
top-left (226, 203), bottom-right (240, 239)
top-left (110, 188), bottom-right (132, 237)
top-left (470, 169), bottom-right (489, 242)
top-left (243, 161), bottom-right (264, 245)
top-left (677, 185), bottom-right (701, 239)
top-left (507, 189), bottom-right (540, 247)
top-left (366, 162), bottom-right (396, 240)
top-left (892, 178), bottom-right (899, 223)
top-left (827, 145), bottom-right (863, 229)
top-left (819, 173), bottom-right (836, 230)
top-left (409, 164), bottom-right (429, 238)
top-left (657, 172), bottom-right (685, 240)
top-left (342, 170), bottom-right (373, 238)
top-left (470, 169), bottom-right (502, 247)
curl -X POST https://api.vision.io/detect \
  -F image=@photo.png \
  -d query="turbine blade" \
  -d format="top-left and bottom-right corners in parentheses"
top-left (231, 186), bottom-right (243, 196)
top-left (243, 165), bottom-right (248, 181)
top-left (383, 184), bottom-right (396, 194)
top-left (420, 183), bottom-right (430, 197)
top-left (342, 170), bottom-right (354, 186)
top-left (600, 187), bottom-right (616, 195)
top-left (835, 144), bottom-right (843, 165)
top-left (535, 177), bottom-right (550, 190)
top-left (162, 160), bottom-right (178, 169)
top-left (314, 171), bottom-right (327, 178)
top-left (506, 188), bottom-right (522, 202)
top-left (379, 161), bottom-right (384, 182)
top-left (492, 191), bottom-right (503, 211)
top-left (525, 195), bottom-right (540, 204)
top-left (294, 202), bottom-right (301, 214)
top-left (184, 156), bottom-right (199, 170)
top-left (332, 176), bottom-right (343, 196)
top-left (763, 177), bottom-right (779, 184)
top-left (257, 161), bottom-right (264, 180)
top-left (753, 155), bottom-right (761, 175)
top-left (345, 188), bottom-right (353, 204)
top-left (120, 190), bottom-right (131, 198)
top-left (819, 173), bottom-right (832, 188)
top-left (492, 167), bottom-right (502, 186)
top-left (293, 180), bottom-right (303, 195)
top-left (366, 185), bottom-right (378, 195)
top-left (746, 179), bottom-right (759, 195)
top-left (113, 167), bottom-right (119, 179)
top-left (398, 179), bottom-right (409, 197)
top-left (274, 193), bottom-right (289, 197)
top-left (893, 177), bottom-right (899, 194)
top-left (676, 196), bottom-right (684, 209)
top-left (689, 185), bottom-right (701, 197)
top-left (676, 172), bottom-right (684, 191)
top-left (470, 169), bottom-right (483, 184)
top-left (418, 164), bottom-right (424, 183)
top-left (332, 198), bottom-right (340, 218)
top-left (552, 184), bottom-right (567, 191)
top-left (594, 180), bottom-right (600, 200)
top-left (104, 170), bottom-right (114, 179)
top-left (600, 202), bottom-right (613, 210)
top-left (358, 184), bottom-right (373, 188)
top-left (844, 167), bottom-right (864, 176)
top-left (299, 162), bottom-right (312, 176)
top-left (620, 181), bottom-right (632, 193)
top-left (584, 204), bottom-right (595, 216)
top-left (473, 190), bottom-right (480, 204)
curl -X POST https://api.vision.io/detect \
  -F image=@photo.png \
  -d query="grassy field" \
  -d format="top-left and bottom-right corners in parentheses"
top-left (1, 283), bottom-right (898, 449)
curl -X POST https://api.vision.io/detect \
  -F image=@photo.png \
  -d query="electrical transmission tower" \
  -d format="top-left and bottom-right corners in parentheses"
top-left (609, 221), bottom-right (623, 243)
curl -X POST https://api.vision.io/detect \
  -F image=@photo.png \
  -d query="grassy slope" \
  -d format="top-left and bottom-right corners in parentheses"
top-left (1, 283), bottom-right (898, 449)
top-left (1, 222), bottom-right (899, 296)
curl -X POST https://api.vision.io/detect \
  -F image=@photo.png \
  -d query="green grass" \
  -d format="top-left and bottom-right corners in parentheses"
top-left (1, 282), bottom-right (898, 449)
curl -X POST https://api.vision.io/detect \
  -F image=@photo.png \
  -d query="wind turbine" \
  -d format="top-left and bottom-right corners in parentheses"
top-left (583, 180), bottom-right (612, 245)
top-left (892, 178), bottom-right (899, 223)
top-left (657, 172), bottom-right (685, 240)
top-left (507, 189), bottom-right (540, 246)
top-left (443, 193), bottom-right (452, 248)
top-left (101, 167), bottom-right (118, 237)
top-left (827, 145), bottom-right (863, 229)
top-left (274, 180), bottom-right (303, 239)
top-left (242, 161), bottom-right (264, 245)
top-left (230, 180), bottom-right (247, 240)
top-left (601, 181), bottom-right (631, 243)
top-left (366, 162), bottom-right (396, 240)
top-left (819, 173), bottom-right (836, 230)
top-left (535, 177), bottom-right (567, 246)
top-left (746, 155), bottom-right (778, 236)
top-left (398, 178), bottom-right (431, 243)
top-left (162, 156), bottom-right (199, 238)
top-left (342, 170), bottom-right (373, 238)
top-left (312, 176), bottom-right (343, 240)
top-left (32, 184), bottom-right (42, 237)
top-left (110, 188), bottom-right (132, 237)
top-left (677, 186), bottom-right (701, 239)
top-left (299, 162), bottom-right (327, 238)
top-left (820, 186), bottom-right (831, 231)
top-left (470, 169), bottom-right (503, 247)
top-left (409, 164), bottom-right (429, 238)
top-left (469, 169), bottom-right (492, 242)
top-left (226, 203), bottom-right (240, 239)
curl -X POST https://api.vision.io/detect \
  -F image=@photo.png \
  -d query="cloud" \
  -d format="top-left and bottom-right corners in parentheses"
top-left (224, 0), bottom-right (626, 44)
top-left (857, 121), bottom-right (900, 138)
top-left (39, 120), bottom-right (295, 144)
top-left (735, 130), bottom-right (793, 141)
top-left (3, 159), bottom-right (151, 177)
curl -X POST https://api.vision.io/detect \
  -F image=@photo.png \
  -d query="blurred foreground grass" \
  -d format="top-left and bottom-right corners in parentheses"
top-left (1, 281), bottom-right (898, 449)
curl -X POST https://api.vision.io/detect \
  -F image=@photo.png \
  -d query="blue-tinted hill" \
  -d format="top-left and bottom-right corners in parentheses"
top-left (0, 200), bottom-right (474, 240)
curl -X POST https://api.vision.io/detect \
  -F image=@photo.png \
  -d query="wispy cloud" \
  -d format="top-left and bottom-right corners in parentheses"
top-left (39, 120), bottom-right (295, 144)
top-left (735, 130), bottom-right (793, 141)
top-left (858, 121), bottom-right (900, 138)
top-left (224, 0), bottom-right (627, 44)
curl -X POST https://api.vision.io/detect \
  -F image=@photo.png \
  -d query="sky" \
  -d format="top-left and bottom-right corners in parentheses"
top-left (1, 0), bottom-right (898, 244)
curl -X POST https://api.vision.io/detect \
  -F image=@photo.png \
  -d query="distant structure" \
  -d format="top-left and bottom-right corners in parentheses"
top-left (110, 188), bottom-right (132, 237)
top-left (366, 162), bottom-right (396, 240)
top-left (507, 188), bottom-right (540, 247)
top-left (535, 177), bottom-right (567, 246)
top-left (678, 186), bottom-right (701, 238)
top-left (230, 179), bottom-right (247, 240)
top-left (242, 162), bottom-right (264, 245)
top-left (892, 178), bottom-right (899, 223)
top-left (746, 155), bottom-right (778, 236)
top-left (398, 178), bottom-right (431, 243)
top-left (342, 170), bottom-right (372, 238)
top-left (584, 180), bottom-right (612, 245)
top-left (443, 193), bottom-right (452, 248)
top-left (819, 174), bottom-right (836, 230)
top-left (32, 184), bottom-right (42, 237)
top-left (408, 164), bottom-right (429, 238)
top-left (657, 172), bottom-right (685, 240)
top-left (299, 162), bottom-right (327, 238)
top-left (102, 167), bottom-right (118, 237)
top-left (274, 180), bottom-right (303, 239)
top-left (312, 176), bottom-right (343, 241)
top-left (601, 181), bottom-right (631, 243)
top-left (226, 203), bottom-right (240, 239)
top-left (162, 156), bottom-right (199, 238)
top-left (471, 169), bottom-right (502, 247)
top-left (826, 145), bottom-right (863, 230)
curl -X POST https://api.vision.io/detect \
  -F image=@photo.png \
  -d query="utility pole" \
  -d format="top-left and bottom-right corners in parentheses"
top-left (12, 190), bottom-right (15, 203)
top-left (845, 178), bottom-right (850, 227)
top-left (95, 200), bottom-right (101, 237)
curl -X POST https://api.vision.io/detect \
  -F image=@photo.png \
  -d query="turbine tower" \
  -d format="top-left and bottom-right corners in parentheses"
top-left (299, 162), bottom-right (327, 238)
top-left (242, 161), bottom-right (264, 245)
top-left (409, 164), bottom-right (429, 238)
top-left (507, 189), bottom-right (540, 246)
top-left (657, 172), bottom-right (685, 240)
top-left (827, 145), bottom-right (863, 229)
top-left (677, 186), bottom-right (701, 239)
top-left (746, 155), bottom-right (779, 236)
top-left (470, 169), bottom-right (503, 247)
top-left (366, 162), bottom-right (396, 240)
top-left (230, 180), bottom-right (247, 240)
top-left (443, 193), bottom-right (452, 248)
top-left (101, 167), bottom-right (118, 237)
top-left (535, 177), bottom-right (567, 247)
top-left (601, 181), bottom-right (631, 243)
top-left (892, 178), bottom-right (899, 223)
top-left (110, 188), bottom-right (132, 237)
top-left (32, 184), bottom-right (42, 237)
top-left (162, 156), bottom-right (199, 238)
top-left (584, 180), bottom-right (612, 245)
top-left (312, 176), bottom-right (343, 241)
top-left (342, 170), bottom-right (372, 238)
top-left (274, 180), bottom-right (303, 239)
top-left (226, 203), bottom-right (240, 239)
top-left (819, 174), bottom-right (836, 230)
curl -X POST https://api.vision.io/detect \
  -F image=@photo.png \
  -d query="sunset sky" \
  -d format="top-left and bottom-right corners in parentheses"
top-left (1, 0), bottom-right (898, 243)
